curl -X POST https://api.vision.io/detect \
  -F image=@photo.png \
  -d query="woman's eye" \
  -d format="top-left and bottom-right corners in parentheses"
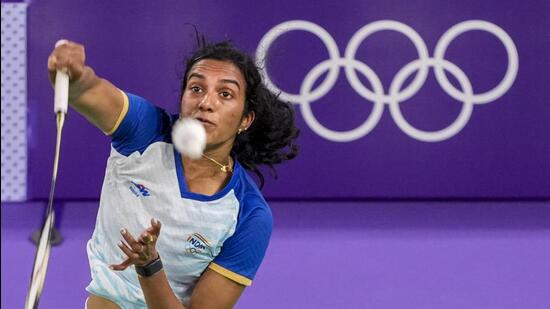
top-left (220, 91), bottom-right (232, 99)
top-left (190, 86), bottom-right (202, 93)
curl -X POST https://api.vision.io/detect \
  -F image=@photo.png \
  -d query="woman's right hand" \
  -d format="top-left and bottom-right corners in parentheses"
top-left (45, 40), bottom-right (125, 134)
top-left (47, 40), bottom-right (88, 85)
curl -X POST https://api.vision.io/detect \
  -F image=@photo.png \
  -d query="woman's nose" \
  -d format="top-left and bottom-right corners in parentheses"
top-left (198, 93), bottom-right (215, 111)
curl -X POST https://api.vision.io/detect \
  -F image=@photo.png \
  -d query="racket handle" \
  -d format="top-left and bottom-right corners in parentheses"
top-left (54, 40), bottom-right (69, 114)
top-left (54, 70), bottom-right (69, 114)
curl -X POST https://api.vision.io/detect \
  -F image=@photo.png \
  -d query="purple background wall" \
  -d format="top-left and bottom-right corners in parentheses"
top-left (26, 0), bottom-right (550, 200)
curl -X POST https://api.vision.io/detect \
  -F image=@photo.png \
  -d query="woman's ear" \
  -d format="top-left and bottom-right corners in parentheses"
top-left (240, 111), bottom-right (255, 131)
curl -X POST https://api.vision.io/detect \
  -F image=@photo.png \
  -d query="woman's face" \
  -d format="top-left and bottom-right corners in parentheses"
top-left (180, 59), bottom-right (254, 149)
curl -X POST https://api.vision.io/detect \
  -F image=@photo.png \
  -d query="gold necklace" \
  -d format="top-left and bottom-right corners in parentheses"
top-left (202, 154), bottom-right (233, 173)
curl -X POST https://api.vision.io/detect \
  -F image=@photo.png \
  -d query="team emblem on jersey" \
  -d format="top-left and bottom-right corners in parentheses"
top-left (185, 232), bottom-right (211, 255)
top-left (129, 181), bottom-right (151, 197)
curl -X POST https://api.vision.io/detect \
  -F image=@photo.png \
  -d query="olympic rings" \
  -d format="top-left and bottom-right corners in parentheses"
top-left (256, 20), bottom-right (518, 142)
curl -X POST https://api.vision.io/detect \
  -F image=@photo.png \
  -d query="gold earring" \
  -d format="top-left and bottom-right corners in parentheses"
top-left (238, 128), bottom-right (243, 134)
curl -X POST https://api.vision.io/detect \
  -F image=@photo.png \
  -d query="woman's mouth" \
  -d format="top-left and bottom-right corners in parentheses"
top-left (195, 117), bottom-right (215, 127)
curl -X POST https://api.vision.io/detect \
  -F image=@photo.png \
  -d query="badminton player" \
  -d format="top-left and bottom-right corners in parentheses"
top-left (47, 39), bottom-right (299, 308)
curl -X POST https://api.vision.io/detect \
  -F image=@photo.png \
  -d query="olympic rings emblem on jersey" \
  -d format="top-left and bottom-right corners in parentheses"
top-left (255, 20), bottom-right (518, 142)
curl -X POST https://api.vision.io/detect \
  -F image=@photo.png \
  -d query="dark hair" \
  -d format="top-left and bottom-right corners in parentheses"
top-left (179, 40), bottom-right (299, 188)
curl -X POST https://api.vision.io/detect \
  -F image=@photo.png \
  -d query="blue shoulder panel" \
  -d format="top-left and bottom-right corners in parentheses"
top-left (111, 92), bottom-right (173, 156)
top-left (212, 173), bottom-right (273, 283)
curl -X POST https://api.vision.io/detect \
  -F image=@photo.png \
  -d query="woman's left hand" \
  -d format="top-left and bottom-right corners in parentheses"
top-left (110, 218), bottom-right (162, 270)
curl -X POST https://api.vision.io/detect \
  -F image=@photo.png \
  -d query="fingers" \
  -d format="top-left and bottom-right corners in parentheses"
top-left (47, 55), bottom-right (58, 86)
top-left (111, 232), bottom-right (146, 271)
top-left (110, 238), bottom-right (137, 271)
top-left (109, 257), bottom-right (133, 271)
top-left (120, 228), bottom-right (143, 252)
top-left (137, 218), bottom-right (162, 244)
top-left (47, 40), bottom-right (86, 82)
top-left (111, 222), bottom-right (161, 271)
top-left (139, 233), bottom-right (156, 245)
top-left (117, 239), bottom-right (141, 260)
top-left (150, 218), bottom-right (162, 236)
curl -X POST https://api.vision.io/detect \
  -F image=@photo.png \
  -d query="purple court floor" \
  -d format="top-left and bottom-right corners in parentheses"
top-left (2, 201), bottom-right (550, 308)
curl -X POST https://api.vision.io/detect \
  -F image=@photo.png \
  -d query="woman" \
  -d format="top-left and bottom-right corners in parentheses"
top-left (48, 40), bottom-right (299, 308)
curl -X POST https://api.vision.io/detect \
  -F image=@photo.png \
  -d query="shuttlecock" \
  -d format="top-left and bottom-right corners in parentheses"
top-left (172, 118), bottom-right (206, 159)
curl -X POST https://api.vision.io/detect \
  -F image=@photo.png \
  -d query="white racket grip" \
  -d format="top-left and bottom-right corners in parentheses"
top-left (54, 39), bottom-right (69, 114)
top-left (54, 70), bottom-right (69, 114)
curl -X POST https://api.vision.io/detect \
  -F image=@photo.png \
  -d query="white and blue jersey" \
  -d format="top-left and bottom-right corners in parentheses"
top-left (86, 91), bottom-right (273, 308)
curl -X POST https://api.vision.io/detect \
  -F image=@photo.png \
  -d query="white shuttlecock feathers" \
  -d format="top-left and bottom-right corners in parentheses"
top-left (172, 118), bottom-right (206, 159)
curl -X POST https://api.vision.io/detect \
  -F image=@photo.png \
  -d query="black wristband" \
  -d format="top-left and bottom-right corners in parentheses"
top-left (135, 256), bottom-right (163, 278)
